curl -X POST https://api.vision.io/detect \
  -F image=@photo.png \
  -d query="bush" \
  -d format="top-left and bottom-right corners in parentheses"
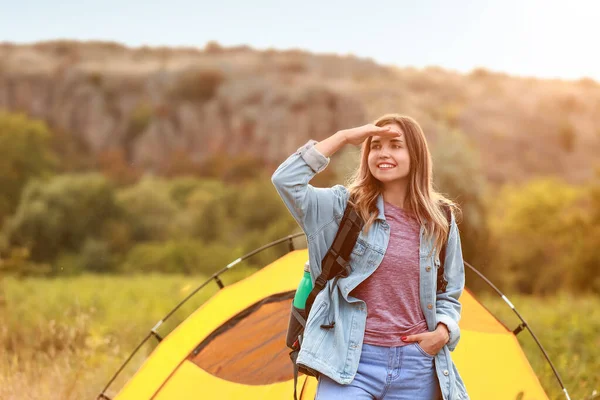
top-left (79, 239), bottom-right (115, 273)
top-left (0, 112), bottom-right (57, 222)
top-left (54, 240), bottom-right (116, 276)
top-left (125, 102), bottom-right (153, 145)
top-left (116, 177), bottom-right (178, 242)
top-left (168, 177), bottom-right (207, 207)
top-left (0, 247), bottom-right (51, 277)
top-left (190, 196), bottom-right (232, 243)
top-left (121, 240), bottom-right (240, 275)
top-left (240, 218), bottom-right (302, 269)
top-left (487, 178), bottom-right (587, 294)
top-left (570, 176), bottom-right (600, 293)
top-left (431, 126), bottom-right (491, 292)
top-left (233, 177), bottom-right (296, 229)
top-left (169, 68), bottom-right (225, 102)
top-left (96, 149), bottom-right (142, 186)
top-left (3, 174), bottom-right (118, 268)
top-left (161, 150), bottom-right (205, 178)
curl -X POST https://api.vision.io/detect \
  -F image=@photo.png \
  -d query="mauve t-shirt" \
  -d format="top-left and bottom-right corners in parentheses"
top-left (349, 201), bottom-right (429, 347)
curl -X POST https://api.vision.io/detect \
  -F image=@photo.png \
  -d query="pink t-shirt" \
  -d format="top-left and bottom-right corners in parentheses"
top-left (349, 201), bottom-right (429, 347)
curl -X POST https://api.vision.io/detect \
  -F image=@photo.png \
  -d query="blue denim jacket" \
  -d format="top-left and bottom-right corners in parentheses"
top-left (271, 140), bottom-right (469, 400)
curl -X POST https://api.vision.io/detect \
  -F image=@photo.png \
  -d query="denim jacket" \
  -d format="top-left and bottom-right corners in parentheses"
top-left (271, 140), bottom-right (469, 400)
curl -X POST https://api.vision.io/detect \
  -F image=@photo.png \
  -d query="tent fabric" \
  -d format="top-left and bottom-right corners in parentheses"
top-left (190, 292), bottom-right (295, 384)
top-left (114, 249), bottom-right (549, 400)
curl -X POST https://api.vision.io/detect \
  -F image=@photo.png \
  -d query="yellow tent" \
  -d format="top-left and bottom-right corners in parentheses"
top-left (102, 248), bottom-right (552, 400)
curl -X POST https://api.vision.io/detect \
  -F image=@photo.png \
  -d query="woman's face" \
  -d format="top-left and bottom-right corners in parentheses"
top-left (367, 122), bottom-right (411, 185)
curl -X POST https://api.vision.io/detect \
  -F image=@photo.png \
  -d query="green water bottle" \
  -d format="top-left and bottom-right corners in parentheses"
top-left (293, 261), bottom-right (313, 310)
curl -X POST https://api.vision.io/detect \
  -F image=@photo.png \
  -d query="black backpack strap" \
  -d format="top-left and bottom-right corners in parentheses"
top-left (289, 196), bottom-right (364, 400)
top-left (304, 199), bottom-right (364, 316)
top-left (290, 350), bottom-right (300, 400)
top-left (437, 204), bottom-right (453, 294)
top-left (291, 307), bottom-right (307, 329)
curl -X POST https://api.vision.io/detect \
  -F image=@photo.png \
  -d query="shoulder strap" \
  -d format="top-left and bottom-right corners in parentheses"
top-left (304, 196), bottom-right (364, 316)
top-left (437, 204), bottom-right (453, 294)
top-left (291, 197), bottom-right (363, 400)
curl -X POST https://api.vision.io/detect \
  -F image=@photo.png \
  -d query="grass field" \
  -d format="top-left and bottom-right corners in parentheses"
top-left (1, 273), bottom-right (598, 400)
top-left (477, 292), bottom-right (599, 400)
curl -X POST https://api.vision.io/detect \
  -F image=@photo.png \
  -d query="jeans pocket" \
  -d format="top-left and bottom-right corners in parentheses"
top-left (414, 342), bottom-right (435, 359)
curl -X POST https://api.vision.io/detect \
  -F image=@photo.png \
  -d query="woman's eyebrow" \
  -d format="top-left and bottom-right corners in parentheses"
top-left (371, 138), bottom-right (404, 144)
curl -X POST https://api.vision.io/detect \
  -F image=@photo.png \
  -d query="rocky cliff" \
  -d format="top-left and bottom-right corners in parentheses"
top-left (0, 41), bottom-right (367, 170)
top-left (1, 40), bottom-right (599, 184)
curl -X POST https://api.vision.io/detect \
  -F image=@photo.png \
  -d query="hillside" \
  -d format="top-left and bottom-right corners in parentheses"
top-left (1, 40), bottom-right (599, 185)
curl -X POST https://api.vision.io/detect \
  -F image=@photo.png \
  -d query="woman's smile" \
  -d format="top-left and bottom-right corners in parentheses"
top-left (377, 162), bottom-right (397, 170)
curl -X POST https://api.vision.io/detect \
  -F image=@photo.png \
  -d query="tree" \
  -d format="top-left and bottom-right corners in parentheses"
top-left (430, 125), bottom-right (491, 293)
top-left (0, 112), bottom-right (57, 222)
top-left (3, 173), bottom-right (118, 269)
top-left (116, 177), bottom-right (178, 242)
top-left (570, 172), bottom-right (600, 293)
top-left (487, 178), bottom-right (585, 294)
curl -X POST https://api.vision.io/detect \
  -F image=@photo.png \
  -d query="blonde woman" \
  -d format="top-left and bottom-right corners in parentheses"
top-left (271, 114), bottom-right (468, 400)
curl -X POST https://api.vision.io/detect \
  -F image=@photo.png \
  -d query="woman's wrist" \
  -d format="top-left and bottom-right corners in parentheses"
top-left (335, 129), bottom-right (349, 145)
top-left (435, 323), bottom-right (450, 344)
top-left (314, 130), bottom-right (348, 158)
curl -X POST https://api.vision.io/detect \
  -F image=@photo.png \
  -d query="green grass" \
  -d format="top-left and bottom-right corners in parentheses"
top-left (0, 276), bottom-right (597, 400)
top-left (0, 269), bottom-right (258, 400)
top-left (477, 292), bottom-right (599, 400)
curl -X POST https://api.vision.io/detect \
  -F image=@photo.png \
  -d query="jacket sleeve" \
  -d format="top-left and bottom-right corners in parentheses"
top-left (271, 139), bottom-right (348, 238)
top-left (435, 212), bottom-right (466, 352)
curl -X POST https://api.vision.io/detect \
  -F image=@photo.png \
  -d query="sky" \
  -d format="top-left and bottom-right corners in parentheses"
top-left (2, 0), bottom-right (599, 81)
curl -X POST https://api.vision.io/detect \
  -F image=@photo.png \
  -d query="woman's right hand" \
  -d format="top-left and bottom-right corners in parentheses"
top-left (342, 124), bottom-right (401, 146)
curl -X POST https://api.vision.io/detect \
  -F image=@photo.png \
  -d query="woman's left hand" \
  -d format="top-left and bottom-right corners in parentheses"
top-left (401, 324), bottom-right (450, 357)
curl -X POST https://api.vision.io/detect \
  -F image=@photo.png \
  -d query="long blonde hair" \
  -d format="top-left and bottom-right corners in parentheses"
top-left (346, 114), bottom-right (461, 259)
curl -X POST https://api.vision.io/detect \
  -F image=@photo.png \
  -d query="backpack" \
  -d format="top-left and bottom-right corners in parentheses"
top-left (285, 199), bottom-right (452, 400)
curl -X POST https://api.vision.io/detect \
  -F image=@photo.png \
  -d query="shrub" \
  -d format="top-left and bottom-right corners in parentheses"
top-left (116, 177), bottom-right (178, 242)
top-left (169, 68), bottom-right (225, 102)
top-left (121, 240), bottom-right (239, 275)
top-left (125, 102), bottom-right (153, 145)
top-left (431, 126), bottom-right (490, 292)
top-left (96, 149), bottom-right (142, 186)
top-left (487, 178), bottom-right (587, 294)
top-left (0, 112), bottom-right (58, 221)
top-left (3, 174), bottom-right (118, 267)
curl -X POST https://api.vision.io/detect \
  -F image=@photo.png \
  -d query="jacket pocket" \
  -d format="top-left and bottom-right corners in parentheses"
top-left (351, 240), bottom-right (367, 256)
top-left (305, 300), bottom-right (330, 354)
top-left (307, 299), bottom-right (328, 326)
top-left (342, 239), bottom-right (368, 276)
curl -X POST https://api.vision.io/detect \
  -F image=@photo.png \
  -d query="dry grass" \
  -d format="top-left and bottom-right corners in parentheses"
top-left (0, 274), bottom-right (597, 399)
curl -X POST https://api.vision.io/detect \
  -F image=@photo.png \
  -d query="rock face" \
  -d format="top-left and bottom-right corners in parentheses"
top-left (0, 42), bottom-right (367, 171)
top-left (2, 41), bottom-right (599, 184)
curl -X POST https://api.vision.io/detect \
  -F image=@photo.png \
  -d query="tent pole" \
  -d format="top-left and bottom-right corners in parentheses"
top-left (99, 234), bottom-right (570, 400)
top-left (96, 332), bottom-right (153, 400)
top-left (464, 261), bottom-right (571, 400)
top-left (96, 232), bottom-right (305, 399)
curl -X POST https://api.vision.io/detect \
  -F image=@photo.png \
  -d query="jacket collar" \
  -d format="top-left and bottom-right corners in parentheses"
top-left (376, 193), bottom-right (386, 221)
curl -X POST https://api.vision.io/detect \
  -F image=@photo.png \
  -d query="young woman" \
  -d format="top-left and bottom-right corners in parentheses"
top-left (271, 114), bottom-right (469, 400)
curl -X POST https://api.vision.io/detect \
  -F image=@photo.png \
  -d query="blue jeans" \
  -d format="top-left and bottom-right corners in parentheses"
top-left (316, 342), bottom-right (442, 400)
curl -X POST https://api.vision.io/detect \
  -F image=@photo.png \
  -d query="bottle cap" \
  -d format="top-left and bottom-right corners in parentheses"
top-left (304, 261), bottom-right (310, 272)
